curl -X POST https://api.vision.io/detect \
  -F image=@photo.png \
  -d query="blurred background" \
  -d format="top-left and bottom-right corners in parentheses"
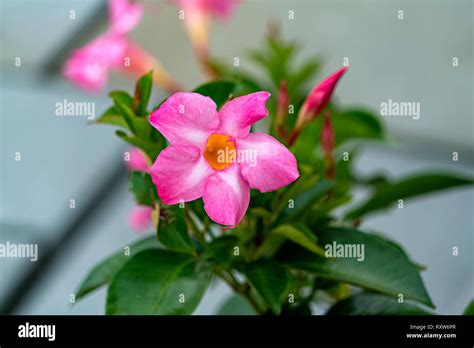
top-left (0, 0), bottom-right (472, 315)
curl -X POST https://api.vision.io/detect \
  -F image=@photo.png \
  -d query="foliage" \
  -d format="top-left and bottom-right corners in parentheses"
top-left (79, 33), bottom-right (473, 316)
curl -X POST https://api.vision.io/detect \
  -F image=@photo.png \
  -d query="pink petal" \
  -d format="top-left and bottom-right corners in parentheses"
top-left (150, 145), bottom-right (213, 204)
top-left (149, 92), bottom-right (219, 148)
top-left (63, 33), bottom-right (128, 91)
top-left (218, 91), bottom-right (271, 138)
top-left (206, 0), bottom-right (240, 19)
top-left (236, 133), bottom-right (299, 192)
top-left (125, 148), bottom-right (149, 172)
top-left (202, 164), bottom-right (250, 226)
top-left (109, 0), bottom-right (143, 34)
top-left (128, 205), bottom-right (153, 232)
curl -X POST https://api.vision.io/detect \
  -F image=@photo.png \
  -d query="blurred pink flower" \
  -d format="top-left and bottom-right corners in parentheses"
top-left (109, 0), bottom-right (144, 34)
top-left (149, 91), bottom-right (299, 226)
top-left (125, 148), bottom-right (150, 172)
top-left (128, 205), bottom-right (153, 232)
top-left (64, 0), bottom-right (180, 92)
top-left (175, 0), bottom-right (240, 56)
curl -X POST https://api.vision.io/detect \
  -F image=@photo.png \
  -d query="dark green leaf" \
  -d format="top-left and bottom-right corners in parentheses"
top-left (346, 173), bottom-right (473, 219)
top-left (279, 179), bottom-right (334, 222)
top-left (278, 227), bottom-right (434, 307)
top-left (463, 300), bottom-right (474, 315)
top-left (244, 261), bottom-right (292, 314)
top-left (158, 206), bottom-right (195, 255)
top-left (133, 71), bottom-right (153, 116)
top-left (128, 171), bottom-right (156, 206)
top-left (327, 292), bottom-right (435, 315)
top-left (75, 237), bottom-right (160, 300)
top-left (208, 235), bottom-right (240, 267)
top-left (217, 294), bottom-right (256, 315)
top-left (106, 249), bottom-right (213, 314)
top-left (193, 80), bottom-right (237, 109)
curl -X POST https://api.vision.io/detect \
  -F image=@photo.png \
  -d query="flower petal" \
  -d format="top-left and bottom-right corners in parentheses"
top-left (218, 91), bottom-right (271, 138)
top-left (150, 145), bottom-right (213, 204)
top-left (237, 132), bottom-right (299, 192)
top-left (149, 92), bottom-right (219, 148)
top-left (125, 148), bottom-right (149, 172)
top-left (202, 164), bottom-right (250, 226)
top-left (128, 205), bottom-right (152, 232)
top-left (109, 0), bottom-right (143, 35)
top-left (63, 33), bottom-right (128, 91)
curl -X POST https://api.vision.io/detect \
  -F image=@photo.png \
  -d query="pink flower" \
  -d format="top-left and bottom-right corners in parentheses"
top-left (63, 33), bottom-right (128, 92)
top-left (109, 0), bottom-right (144, 35)
top-left (125, 148), bottom-right (150, 172)
top-left (175, 0), bottom-right (240, 56)
top-left (299, 67), bottom-right (348, 122)
top-left (149, 91), bottom-right (299, 226)
top-left (128, 205), bottom-right (153, 232)
top-left (64, 0), bottom-right (180, 92)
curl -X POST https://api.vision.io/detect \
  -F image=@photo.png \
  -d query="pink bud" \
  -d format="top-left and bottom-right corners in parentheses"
top-left (277, 80), bottom-right (289, 119)
top-left (300, 66), bottom-right (348, 121)
top-left (321, 112), bottom-right (334, 156)
top-left (125, 148), bottom-right (150, 172)
top-left (128, 205), bottom-right (153, 233)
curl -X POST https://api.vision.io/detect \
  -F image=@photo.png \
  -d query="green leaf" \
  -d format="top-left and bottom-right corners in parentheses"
top-left (158, 206), bottom-right (195, 255)
top-left (278, 227), bottom-right (434, 308)
top-left (463, 300), bottom-right (474, 315)
top-left (346, 173), bottom-right (474, 219)
top-left (128, 171), bottom-right (156, 206)
top-left (272, 224), bottom-right (325, 255)
top-left (193, 80), bottom-right (237, 109)
top-left (94, 106), bottom-right (129, 129)
top-left (332, 108), bottom-right (384, 145)
top-left (327, 292), bottom-right (434, 315)
top-left (133, 71), bottom-right (153, 116)
top-left (106, 249), bottom-right (213, 315)
top-left (208, 235), bottom-right (240, 267)
top-left (114, 100), bottom-right (138, 134)
top-left (116, 130), bottom-right (162, 160)
top-left (217, 294), bottom-right (256, 315)
top-left (109, 90), bottom-right (133, 106)
top-left (244, 261), bottom-right (292, 314)
top-left (75, 237), bottom-right (160, 300)
top-left (279, 179), bottom-right (334, 222)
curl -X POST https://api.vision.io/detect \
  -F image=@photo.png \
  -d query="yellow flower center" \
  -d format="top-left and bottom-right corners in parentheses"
top-left (204, 133), bottom-right (236, 170)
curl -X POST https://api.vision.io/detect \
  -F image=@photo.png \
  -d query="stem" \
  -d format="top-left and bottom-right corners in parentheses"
top-left (215, 269), bottom-right (264, 314)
